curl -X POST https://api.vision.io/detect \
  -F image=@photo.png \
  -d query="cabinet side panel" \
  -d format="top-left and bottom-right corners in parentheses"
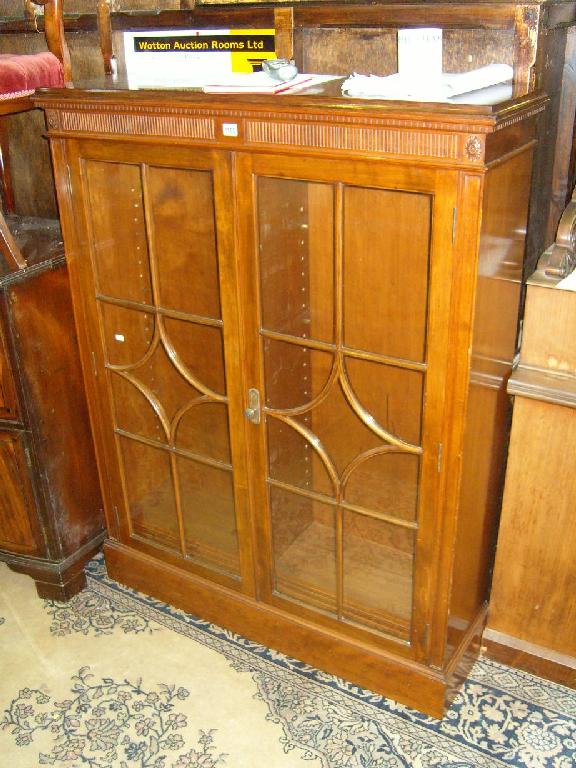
top-left (7, 266), bottom-right (104, 556)
top-left (488, 397), bottom-right (576, 658)
top-left (446, 149), bottom-right (533, 661)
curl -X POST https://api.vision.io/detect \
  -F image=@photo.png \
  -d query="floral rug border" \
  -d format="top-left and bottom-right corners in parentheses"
top-left (82, 556), bottom-right (576, 768)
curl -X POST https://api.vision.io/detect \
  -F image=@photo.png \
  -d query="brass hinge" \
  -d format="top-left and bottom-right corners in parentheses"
top-left (437, 443), bottom-right (443, 473)
top-left (452, 207), bottom-right (457, 245)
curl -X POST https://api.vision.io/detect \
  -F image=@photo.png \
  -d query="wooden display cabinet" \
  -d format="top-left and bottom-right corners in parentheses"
top-left (35, 79), bottom-right (544, 716)
top-left (0, 218), bottom-right (105, 599)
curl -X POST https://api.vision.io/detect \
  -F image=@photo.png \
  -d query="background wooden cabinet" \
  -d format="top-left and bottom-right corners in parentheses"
top-left (38, 81), bottom-right (544, 715)
top-left (485, 256), bottom-right (576, 686)
top-left (0, 229), bottom-right (105, 599)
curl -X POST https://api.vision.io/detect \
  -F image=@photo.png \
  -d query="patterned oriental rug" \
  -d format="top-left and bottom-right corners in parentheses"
top-left (0, 556), bottom-right (574, 768)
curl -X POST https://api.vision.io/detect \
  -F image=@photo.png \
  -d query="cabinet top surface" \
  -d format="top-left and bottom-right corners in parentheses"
top-left (35, 77), bottom-right (546, 130)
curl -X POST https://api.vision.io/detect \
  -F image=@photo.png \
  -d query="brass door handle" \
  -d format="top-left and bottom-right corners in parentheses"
top-left (244, 388), bottom-right (261, 425)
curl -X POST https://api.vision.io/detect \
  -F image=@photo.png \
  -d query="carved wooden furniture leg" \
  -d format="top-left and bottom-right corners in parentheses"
top-left (37, 0), bottom-right (72, 84)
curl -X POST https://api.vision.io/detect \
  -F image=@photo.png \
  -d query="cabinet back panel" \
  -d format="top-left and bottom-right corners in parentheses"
top-left (147, 167), bottom-right (222, 320)
top-left (343, 187), bottom-right (431, 363)
top-left (85, 161), bottom-right (153, 304)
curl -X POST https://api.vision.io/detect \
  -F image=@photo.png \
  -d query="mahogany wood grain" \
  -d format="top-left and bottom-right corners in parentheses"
top-left (0, 431), bottom-right (40, 555)
top-left (0, 322), bottom-right (18, 419)
top-left (7, 263), bottom-right (104, 554)
top-left (0, 0), bottom-right (101, 594)
top-left (0, 239), bottom-right (105, 599)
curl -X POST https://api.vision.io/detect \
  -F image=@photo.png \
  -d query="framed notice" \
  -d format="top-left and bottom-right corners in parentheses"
top-left (123, 29), bottom-right (276, 88)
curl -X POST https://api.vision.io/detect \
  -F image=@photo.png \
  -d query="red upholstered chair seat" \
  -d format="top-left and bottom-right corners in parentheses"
top-left (0, 52), bottom-right (64, 99)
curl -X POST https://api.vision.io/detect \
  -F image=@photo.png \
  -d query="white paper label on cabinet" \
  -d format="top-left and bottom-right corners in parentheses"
top-left (114, 334), bottom-right (125, 343)
top-left (222, 122), bottom-right (239, 137)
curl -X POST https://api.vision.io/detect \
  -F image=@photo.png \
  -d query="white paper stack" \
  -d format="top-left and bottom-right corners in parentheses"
top-left (202, 72), bottom-right (338, 94)
top-left (341, 64), bottom-right (514, 102)
top-left (557, 268), bottom-right (576, 291)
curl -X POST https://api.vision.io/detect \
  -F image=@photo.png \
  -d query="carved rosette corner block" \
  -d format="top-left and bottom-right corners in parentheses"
top-left (464, 135), bottom-right (483, 162)
top-left (46, 111), bottom-right (60, 130)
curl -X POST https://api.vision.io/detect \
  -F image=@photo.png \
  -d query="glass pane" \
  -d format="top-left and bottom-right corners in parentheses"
top-left (344, 358), bottom-right (423, 446)
top-left (343, 511), bottom-right (414, 639)
top-left (148, 167), bottom-right (221, 319)
top-left (264, 338), bottom-right (334, 411)
top-left (343, 187), bottom-right (431, 362)
top-left (100, 302), bottom-right (155, 368)
top-left (179, 457), bottom-right (239, 577)
top-left (267, 417), bottom-right (335, 497)
top-left (163, 318), bottom-right (226, 396)
top-left (258, 178), bottom-right (334, 342)
top-left (110, 371), bottom-right (167, 444)
top-left (176, 403), bottom-right (231, 464)
top-left (344, 452), bottom-right (420, 523)
top-left (300, 381), bottom-right (381, 477)
top-left (120, 437), bottom-right (180, 551)
top-left (270, 486), bottom-right (337, 613)
top-left (109, 342), bottom-right (200, 442)
top-left (85, 161), bottom-right (152, 304)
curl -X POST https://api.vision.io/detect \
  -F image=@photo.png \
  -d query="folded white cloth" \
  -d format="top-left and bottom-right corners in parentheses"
top-left (342, 63), bottom-right (514, 101)
top-left (557, 267), bottom-right (576, 291)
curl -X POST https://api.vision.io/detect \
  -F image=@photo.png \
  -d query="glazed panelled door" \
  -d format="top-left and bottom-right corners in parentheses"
top-left (238, 154), bottom-right (456, 656)
top-left (75, 143), bottom-right (250, 591)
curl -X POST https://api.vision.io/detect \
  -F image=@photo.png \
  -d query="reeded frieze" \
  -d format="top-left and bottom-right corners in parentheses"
top-left (41, 96), bottom-right (544, 165)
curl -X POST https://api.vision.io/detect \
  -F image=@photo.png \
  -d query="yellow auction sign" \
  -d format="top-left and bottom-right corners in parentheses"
top-left (230, 29), bottom-right (276, 73)
top-left (124, 29), bottom-right (277, 87)
top-left (130, 30), bottom-right (276, 70)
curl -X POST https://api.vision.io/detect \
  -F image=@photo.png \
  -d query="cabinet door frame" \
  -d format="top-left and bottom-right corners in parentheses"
top-left (235, 151), bottom-right (459, 663)
top-left (58, 138), bottom-right (256, 596)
